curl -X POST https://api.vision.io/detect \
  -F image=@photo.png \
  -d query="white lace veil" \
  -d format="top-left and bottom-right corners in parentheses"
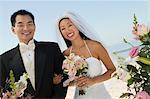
top-left (55, 11), bottom-right (106, 52)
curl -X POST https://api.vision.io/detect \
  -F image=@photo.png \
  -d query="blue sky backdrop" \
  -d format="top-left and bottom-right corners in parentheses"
top-left (0, 0), bottom-right (149, 54)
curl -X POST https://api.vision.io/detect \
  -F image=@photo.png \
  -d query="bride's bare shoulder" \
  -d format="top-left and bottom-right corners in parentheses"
top-left (86, 40), bottom-right (107, 55)
top-left (86, 40), bottom-right (102, 48)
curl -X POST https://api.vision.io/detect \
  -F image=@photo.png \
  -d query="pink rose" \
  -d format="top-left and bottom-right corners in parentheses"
top-left (75, 60), bottom-right (83, 69)
top-left (2, 93), bottom-right (9, 99)
top-left (68, 67), bottom-right (76, 77)
top-left (129, 47), bottom-right (139, 58)
top-left (136, 91), bottom-right (150, 99)
top-left (62, 62), bottom-right (69, 69)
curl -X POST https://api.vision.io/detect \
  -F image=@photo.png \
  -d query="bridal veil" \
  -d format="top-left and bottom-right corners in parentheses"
top-left (55, 11), bottom-right (106, 52)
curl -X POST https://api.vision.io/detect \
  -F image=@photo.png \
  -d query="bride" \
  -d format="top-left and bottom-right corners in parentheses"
top-left (55, 11), bottom-right (116, 99)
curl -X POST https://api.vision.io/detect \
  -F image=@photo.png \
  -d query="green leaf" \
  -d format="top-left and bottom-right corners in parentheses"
top-left (139, 45), bottom-right (150, 58)
top-left (141, 71), bottom-right (148, 77)
top-left (127, 65), bottom-right (138, 72)
top-left (137, 61), bottom-right (150, 73)
top-left (133, 73), bottom-right (142, 82)
top-left (133, 14), bottom-right (138, 25)
top-left (123, 38), bottom-right (128, 43)
top-left (9, 70), bottom-right (16, 90)
top-left (138, 57), bottom-right (150, 65)
top-left (143, 84), bottom-right (150, 94)
top-left (127, 77), bottom-right (134, 86)
top-left (120, 93), bottom-right (133, 98)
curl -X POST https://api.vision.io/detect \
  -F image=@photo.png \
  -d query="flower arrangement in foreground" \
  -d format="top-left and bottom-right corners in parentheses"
top-left (113, 15), bottom-right (150, 99)
top-left (1, 70), bottom-right (29, 99)
top-left (62, 53), bottom-right (88, 95)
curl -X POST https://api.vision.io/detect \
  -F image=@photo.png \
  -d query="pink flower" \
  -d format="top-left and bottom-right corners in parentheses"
top-left (129, 47), bottom-right (139, 58)
top-left (75, 60), bottom-right (83, 69)
top-left (136, 91), bottom-right (150, 99)
top-left (2, 93), bottom-right (9, 99)
top-left (62, 53), bottom-right (88, 88)
top-left (68, 67), bottom-right (76, 77)
top-left (132, 24), bottom-right (150, 38)
top-left (15, 90), bottom-right (22, 97)
top-left (132, 24), bottom-right (140, 36)
top-left (62, 62), bottom-right (69, 69)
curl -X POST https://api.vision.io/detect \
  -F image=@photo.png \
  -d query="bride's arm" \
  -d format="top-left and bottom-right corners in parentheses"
top-left (77, 42), bottom-right (116, 87)
top-left (93, 42), bottom-right (116, 82)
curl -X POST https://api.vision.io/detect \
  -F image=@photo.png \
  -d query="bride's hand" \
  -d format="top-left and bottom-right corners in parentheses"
top-left (77, 76), bottom-right (95, 88)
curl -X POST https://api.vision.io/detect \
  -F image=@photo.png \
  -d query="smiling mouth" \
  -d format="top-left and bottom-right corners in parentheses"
top-left (67, 32), bottom-right (74, 38)
top-left (22, 32), bottom-right (31, 35)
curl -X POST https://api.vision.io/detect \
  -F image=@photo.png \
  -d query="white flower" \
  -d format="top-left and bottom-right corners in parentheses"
top-left (125, 56), bottom-right (141, 70)
top-left (15, 73), bottom-right (29, 97)
top-left (116, 68), bottom-right (131, 82)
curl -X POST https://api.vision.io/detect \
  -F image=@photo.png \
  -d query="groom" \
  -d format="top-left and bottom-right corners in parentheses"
top-left (0, 9), bottom-right (66, 98)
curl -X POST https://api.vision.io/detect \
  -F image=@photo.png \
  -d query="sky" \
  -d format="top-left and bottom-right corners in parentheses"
top-left (0, 0), bottom-right (149, 54)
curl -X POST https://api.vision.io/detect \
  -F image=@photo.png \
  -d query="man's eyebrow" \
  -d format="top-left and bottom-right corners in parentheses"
top-left (16, 21), bottom-right (33, 24)
top-left (17, 22), bottom-right (23, 24)
top-left (28, 21), bottom-right (33, 23)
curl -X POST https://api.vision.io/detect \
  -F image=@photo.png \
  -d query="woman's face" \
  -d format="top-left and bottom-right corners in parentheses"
top-left (59, 18), bottom-right (80, 41)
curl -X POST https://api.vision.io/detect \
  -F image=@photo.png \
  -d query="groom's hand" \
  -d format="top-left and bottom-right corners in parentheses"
top-left (53, 74), bottom-right (63, 85)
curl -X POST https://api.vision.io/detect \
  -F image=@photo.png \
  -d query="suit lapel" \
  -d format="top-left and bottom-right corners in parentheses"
top-left (9, 46), bottom-right (26, 80)
top-left (10, 42), bottom-right (47, 95)
top-left (34, 41), bottom-right (46, 93)
top-left (10, 45), bottom-right (35, 93)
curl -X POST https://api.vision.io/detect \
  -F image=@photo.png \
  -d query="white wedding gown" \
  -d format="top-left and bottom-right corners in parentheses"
top-left (74, 41), bottom-right (112, 99)
top-left (75, 57), bottom-right (112, 99)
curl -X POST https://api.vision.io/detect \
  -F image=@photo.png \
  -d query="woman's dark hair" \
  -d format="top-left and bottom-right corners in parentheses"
top-left (58, 17), bottom-right (91, 47)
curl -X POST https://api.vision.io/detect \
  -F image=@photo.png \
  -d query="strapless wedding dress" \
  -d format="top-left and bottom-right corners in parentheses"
top-left (75, 57), bottom-right (112, 99)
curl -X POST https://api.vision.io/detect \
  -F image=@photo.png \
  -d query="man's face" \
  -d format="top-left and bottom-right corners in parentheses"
top-left (12, 15), bottom-right (35, 44)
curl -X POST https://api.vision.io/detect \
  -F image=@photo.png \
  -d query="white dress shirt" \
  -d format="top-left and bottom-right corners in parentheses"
top-left (19, 39), bottom-right (35, 89)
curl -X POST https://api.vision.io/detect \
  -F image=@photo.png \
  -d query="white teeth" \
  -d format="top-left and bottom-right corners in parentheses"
top-left (23, 32), bottom-right (30, 35)
top-left (67, 33), bottom-right (74, 37)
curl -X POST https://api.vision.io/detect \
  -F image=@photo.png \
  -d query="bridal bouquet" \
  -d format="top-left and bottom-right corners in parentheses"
top-left (113, 15), bottom-right (150, 99)
top-left (62, 53), bottom-right (88, 95)
top-left (1, 70), bottom-right (29, 99)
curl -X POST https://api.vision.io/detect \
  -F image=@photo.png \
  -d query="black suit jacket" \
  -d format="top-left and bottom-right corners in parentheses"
top-left (0, 41), bottom-right (66, 98)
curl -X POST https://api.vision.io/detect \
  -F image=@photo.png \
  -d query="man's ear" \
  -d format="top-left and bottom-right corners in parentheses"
top-left (11, 26), bottom-right (16, 34)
